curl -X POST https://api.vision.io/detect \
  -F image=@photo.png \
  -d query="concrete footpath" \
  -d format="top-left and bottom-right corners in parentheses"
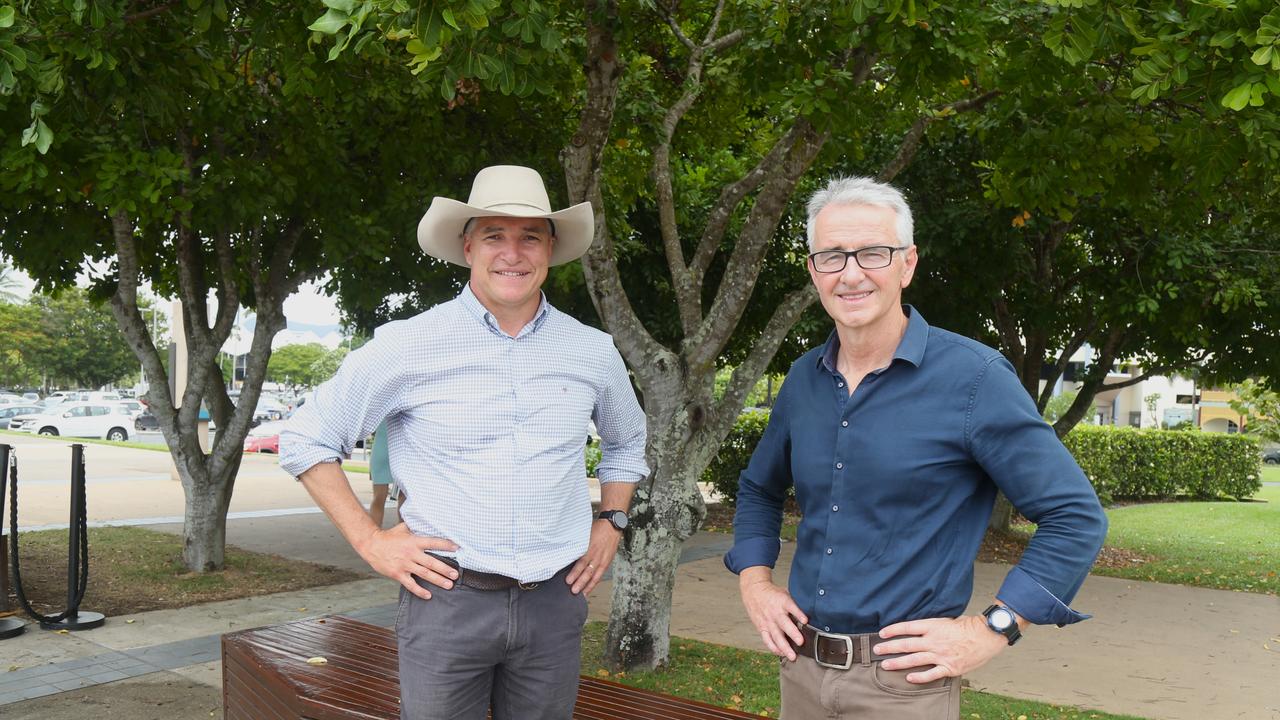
top-left (2, 512), bottom-right (1278, 720)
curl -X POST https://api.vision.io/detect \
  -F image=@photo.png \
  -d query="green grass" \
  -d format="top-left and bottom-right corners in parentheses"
top-left (579, 622), bottom-right (1145, 719)
top-left (0, 428), bottom-right (161, 452)
top-left (1090, 482), bottom-right (1278, 593)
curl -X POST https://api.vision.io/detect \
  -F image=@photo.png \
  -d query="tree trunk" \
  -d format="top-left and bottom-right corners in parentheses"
top-left (605, 461), bottom-right (707, 670)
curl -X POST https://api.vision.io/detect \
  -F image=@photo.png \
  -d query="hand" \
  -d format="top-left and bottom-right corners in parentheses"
top-left (355, 522), bottom-right (459, 600)
top-left (566, 518), bottom-right (623, 595)
top-left (739, 569), bottom-right (808, 660)
top-left (874, 615), bottom-right (1009, 683)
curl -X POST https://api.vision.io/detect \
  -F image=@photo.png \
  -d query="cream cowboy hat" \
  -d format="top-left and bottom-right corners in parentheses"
top-left (417, 165), bottom-right (595, 267)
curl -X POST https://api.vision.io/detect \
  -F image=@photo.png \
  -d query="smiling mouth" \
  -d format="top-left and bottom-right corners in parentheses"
top-left (494, 270), bottom-right (530, 277)
top-left (838, 290), bottom-right (872, 302)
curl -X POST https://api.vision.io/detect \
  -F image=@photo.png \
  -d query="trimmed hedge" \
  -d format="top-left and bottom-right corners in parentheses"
top-left (703, 410), bottom-right (1263, 506)
top-left (1064, 425), bottom-right (1261, 504)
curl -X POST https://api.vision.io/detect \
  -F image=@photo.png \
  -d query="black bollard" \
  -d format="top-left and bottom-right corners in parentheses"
top-left (39, 444), bottom-right (104, 631)
top-left (0, 444), bottom-right (26, 639)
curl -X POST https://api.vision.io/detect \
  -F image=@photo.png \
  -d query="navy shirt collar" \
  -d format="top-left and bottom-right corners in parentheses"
top-left (817, 305), bottom-right (929, 373)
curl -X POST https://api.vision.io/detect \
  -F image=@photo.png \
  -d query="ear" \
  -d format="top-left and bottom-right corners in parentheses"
top-left (900, 245), bottom-right (918, 288)
top-left (462, 235), bottom-right (474, 265)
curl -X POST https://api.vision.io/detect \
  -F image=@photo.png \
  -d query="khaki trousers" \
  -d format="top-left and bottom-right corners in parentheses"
top-left (780, 645), bottom-right (961, 720)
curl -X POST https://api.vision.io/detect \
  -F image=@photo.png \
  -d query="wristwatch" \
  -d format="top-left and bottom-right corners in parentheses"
top-left (982, 604), bottom-right (1022, 646)
top-left (596, 510), bottom-right (629, 531)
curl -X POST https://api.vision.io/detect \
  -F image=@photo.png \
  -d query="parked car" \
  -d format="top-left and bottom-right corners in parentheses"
top-left (10, 402), bottom-right (136, 441)
top-left (1264, 449), bottom-right (1280, 465)
top-left (113, 399), bottom-right (145, 417)
top-left (134, 411), bottom-right (160, 432)
top-left (243, 421), bottom-right (285, 454)
top-left (0, 404), bottom-right (44, 421)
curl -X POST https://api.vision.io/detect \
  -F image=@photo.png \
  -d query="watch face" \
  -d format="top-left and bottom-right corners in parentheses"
top-left (611, 512), bottom-right (628, 530)
top-left (989, 608), bottom-right (1014, 630)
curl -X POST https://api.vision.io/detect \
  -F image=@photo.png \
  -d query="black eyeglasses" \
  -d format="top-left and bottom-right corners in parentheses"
top-left (808, 245), bottom-right (909, 273)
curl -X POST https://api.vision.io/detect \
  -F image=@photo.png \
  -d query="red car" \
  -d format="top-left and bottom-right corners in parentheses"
top-left (243, 421), bottom-right (284, 454)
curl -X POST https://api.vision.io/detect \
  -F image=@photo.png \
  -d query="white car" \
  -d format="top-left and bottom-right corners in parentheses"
top-left (9, 402), bottom-right (136, 442)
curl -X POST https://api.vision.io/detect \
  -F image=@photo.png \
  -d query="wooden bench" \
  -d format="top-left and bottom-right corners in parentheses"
top-left (223, 614), bottom-right (763, 719)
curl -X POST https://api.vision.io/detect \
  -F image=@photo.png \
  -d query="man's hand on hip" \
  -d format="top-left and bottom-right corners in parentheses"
top-left (874, 614), bottom-right (1010, 683)
top-left (567, 519), bottom-right (623, 596)
top-left (739, 567), bottom-right (808, 661)
top-left (355, 522), bottom-right (459, 600)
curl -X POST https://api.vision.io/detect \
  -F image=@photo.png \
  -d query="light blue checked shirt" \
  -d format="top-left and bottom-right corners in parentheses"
top-left (280, 285), bottom-right (649, 583)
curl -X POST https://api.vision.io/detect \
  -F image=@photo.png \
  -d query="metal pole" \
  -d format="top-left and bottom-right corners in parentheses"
top-left (0, 444), bottom-right (26, 639)
top-left (40, 444), bottom-right (104, 631)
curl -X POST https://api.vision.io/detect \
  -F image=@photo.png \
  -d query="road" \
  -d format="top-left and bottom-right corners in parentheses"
top-left (0, 432), bottom-right (360, 529)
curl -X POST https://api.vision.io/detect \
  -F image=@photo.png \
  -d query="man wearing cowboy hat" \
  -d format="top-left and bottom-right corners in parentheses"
top-left (281, 165), bottom-right (649, 719)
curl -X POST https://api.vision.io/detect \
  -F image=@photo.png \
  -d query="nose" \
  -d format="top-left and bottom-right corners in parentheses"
top-left (838, 257), bottom-right (867, 283)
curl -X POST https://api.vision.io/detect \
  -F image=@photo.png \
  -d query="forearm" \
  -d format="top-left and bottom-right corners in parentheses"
top-left (598, 480), bottom-right (635, 513)
top-left (299, 461), bottom-right (381, 556)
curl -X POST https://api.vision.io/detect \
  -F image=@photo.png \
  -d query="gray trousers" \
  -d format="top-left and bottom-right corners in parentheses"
top-left (395, 565), bottom-right (587, 720)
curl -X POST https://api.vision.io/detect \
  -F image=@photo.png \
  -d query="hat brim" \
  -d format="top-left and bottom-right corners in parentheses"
top-left (417, 197), bottom-right (595, 267)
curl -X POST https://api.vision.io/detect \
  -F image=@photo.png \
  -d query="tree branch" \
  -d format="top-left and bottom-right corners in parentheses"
top-left (877, 90), bottom-right (1001, 183)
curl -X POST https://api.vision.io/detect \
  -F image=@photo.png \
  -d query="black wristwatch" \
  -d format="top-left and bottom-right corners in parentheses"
top-left (596, 510), bottom-right (629, 531)
top-left (982, 604), bottom-right (1022, 646)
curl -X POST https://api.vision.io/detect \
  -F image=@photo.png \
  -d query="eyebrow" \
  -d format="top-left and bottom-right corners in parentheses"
top-left (476, 222), bottom-right (552, 235)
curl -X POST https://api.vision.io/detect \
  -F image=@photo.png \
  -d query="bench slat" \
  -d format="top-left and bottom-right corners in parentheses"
top-left (222, 615), bottom-right (763, 720)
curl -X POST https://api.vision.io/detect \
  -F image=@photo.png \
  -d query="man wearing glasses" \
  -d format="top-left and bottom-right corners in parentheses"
top-left (724, 176), bottom-right (1108, 719)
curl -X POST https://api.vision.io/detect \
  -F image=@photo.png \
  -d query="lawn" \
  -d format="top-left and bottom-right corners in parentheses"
top-left (1088, 478), bottom-right (1278, 593)
top-left (579, 622), bottom-right (1146, 719)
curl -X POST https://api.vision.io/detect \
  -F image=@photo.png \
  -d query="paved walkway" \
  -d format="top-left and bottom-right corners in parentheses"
top-left (2, 512), bottom-right (1278, 720)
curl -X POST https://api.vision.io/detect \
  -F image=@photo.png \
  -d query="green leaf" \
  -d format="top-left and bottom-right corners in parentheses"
top-left (0, 6), bottom-right (15, 28)
top-left (35, 119), bottom-right (52, 154)
top-left (0, 43), bottom-right (27, 71)
top-left (308, 8), bottom-right (348, 34)
top-left (322, 0), bottom-right (357, 11)
top-left (1221, 82), bottom-right (1253, 111)
top-left (1251, 46), bottom-right (1274, 67)
top-left (1208, 30), bottom-right (1236, 48)
top-left (441, 8), bottom-right (460, 31)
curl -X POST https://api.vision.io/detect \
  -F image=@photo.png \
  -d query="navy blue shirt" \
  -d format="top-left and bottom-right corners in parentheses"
top-left (724, 307), bottom-right (1107, 634)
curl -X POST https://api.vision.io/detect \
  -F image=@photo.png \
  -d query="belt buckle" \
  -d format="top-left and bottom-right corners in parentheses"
top-left (813, 629), bottom-right (854, 670)
top-left (517, 581), bottom-right (540, 590)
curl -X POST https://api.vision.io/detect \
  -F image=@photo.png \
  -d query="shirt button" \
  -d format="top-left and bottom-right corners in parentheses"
top-left (837, 381), bottom-right (845, 387)
top-left (826, 547), bottom-right (833, 555)
top-left (832, 505), bottom-right (839, 512)
top-left (818, 588), bottom-right (825, 596)
top-left (824, 626), bottom-right (831, 632)
top-left (841, 421), bottom-right (849, 427)
top-left (835, 462), bottom-right (843, 469)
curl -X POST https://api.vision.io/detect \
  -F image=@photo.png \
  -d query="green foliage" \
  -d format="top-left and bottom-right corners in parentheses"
top-left (24, 287), bottom-right (138, 389)
top-left (1043, 390), bottom-right (1096, 424)
top-left (0, 299), bottom-right (40, 387)
top-left (1228, 377), bottom-right (1280, 445)
top-left (266, 343), bottom-right (330, 389)
top-left (703, 409), bottom-right (772, 505)
top-left (584, 442), bottom-right (601, 477)
top-left (1064, 425), bottom-right (1261, 504)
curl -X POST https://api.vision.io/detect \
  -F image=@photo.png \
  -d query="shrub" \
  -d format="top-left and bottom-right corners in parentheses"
top-left (1063, 425), bottom-right (1261, 504)
top-left (704, 409), bottom-right (773, 505)
top-left (585, 443), bottom-right (602, 477)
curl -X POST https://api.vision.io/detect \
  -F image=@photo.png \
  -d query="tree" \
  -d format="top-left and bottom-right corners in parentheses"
top-left (0, 260), bottom-right (23, 304)
top-left (0, 1), bottom-right (484, 571)
top-left (266, 343), bottom-right (330, 390)
top-left (310, 345), bottom-right (350, 385)
top-left (0, 300), bottom-right (42, 388)
top-left (26, 288), bottom-right (138, 389)
top-left (1229, 378), bottom-right (1280, 446)
top-left (311, 0), bottom-right (1280, 671)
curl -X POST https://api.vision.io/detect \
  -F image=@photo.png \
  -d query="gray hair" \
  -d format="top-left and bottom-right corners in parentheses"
top-left (805, 176), bottom-right (914, 251)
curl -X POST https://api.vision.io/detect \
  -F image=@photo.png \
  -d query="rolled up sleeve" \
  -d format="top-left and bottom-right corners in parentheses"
top-left (591, 343), bottom-right (649, 484)
top-left (279, 324), bottom-right (411, 479)
top-left (724, 382), bottom-right (794, 574)
top-left (967, 357), bottom-right (1108, 625)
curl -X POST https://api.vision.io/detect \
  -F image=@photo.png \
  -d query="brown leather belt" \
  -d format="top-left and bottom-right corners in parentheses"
top-left (427, 554), bottom-right (544, 591)
top-left (791, 624), bottom-right (904, 670)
